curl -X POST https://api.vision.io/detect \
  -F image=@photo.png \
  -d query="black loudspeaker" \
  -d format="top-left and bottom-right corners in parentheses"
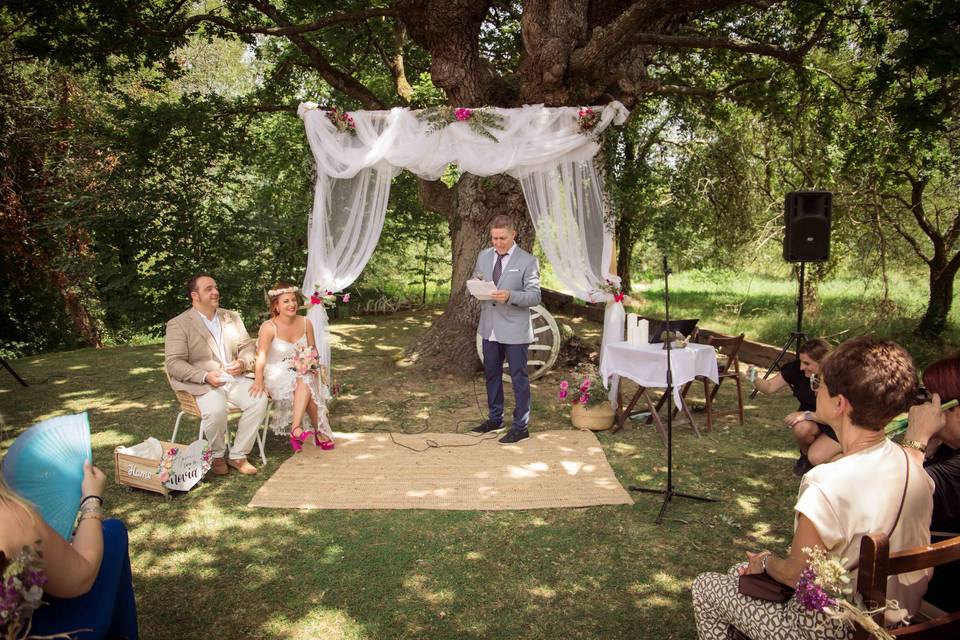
top-left (783, 191), bottom-right (831, 262)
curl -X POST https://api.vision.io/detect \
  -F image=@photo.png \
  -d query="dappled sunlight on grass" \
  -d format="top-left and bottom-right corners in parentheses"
top-left (735, 495), bottom-right (759, 516)
top-left (0, 310), bottom-right (819, 639)
top-left (268, 607), bottom-right (368, 640)
top-left (401, 574), bottom-right (455, 606)
top-left (744, 520), bottom-right (786, 547)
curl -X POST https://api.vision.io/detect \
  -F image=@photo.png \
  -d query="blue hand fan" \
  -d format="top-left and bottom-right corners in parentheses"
top-left (2, 412), bottom-right (92, 540)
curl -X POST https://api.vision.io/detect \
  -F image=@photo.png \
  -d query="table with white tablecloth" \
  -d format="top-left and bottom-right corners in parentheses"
top-left (600, 341), bottom-right (719, 438)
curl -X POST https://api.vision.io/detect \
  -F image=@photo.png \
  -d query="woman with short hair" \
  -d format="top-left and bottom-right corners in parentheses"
top-left (693, 337), bottom-right (934, 639)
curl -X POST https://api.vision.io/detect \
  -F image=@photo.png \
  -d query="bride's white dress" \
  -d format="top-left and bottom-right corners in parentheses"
top-left (263, 318), bottom-right (333, 440)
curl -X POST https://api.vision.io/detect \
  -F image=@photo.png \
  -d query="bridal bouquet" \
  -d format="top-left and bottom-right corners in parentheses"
top-left (1, 546), bottom-right (47, 640)
top-left (796, 547), bottom-right (897, 639)
top-left (290, 344), bottom-right (322, 377)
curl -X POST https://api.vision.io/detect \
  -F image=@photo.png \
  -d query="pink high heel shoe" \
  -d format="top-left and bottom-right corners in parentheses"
top-left (313, 431), bottom-right (335, 450)
top-left (289, 428), bottom-right (308, 453)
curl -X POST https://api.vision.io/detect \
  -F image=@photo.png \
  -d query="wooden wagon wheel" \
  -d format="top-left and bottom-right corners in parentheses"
top-left (475, 304), bottom-right (561, 382)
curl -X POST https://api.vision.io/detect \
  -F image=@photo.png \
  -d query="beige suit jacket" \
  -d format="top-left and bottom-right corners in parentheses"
top-left (164, 308), bottom-right (257, 396)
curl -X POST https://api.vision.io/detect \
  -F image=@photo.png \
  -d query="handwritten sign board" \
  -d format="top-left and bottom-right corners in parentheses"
top-left (158, 440), bottom-right (212, 492)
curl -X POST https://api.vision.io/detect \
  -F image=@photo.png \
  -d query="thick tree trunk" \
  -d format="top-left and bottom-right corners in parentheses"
top-left (406, 174), bottom-right (531, 374)
top-left (918, 257), bottom-right (959, 336)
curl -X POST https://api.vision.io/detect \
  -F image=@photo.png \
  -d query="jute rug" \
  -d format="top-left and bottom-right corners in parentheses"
top-left (248, 429), bottom-right (633, 510)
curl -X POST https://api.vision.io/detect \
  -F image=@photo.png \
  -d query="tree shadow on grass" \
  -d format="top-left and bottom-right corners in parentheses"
top-left (0, 313), bottom-right (804, 640)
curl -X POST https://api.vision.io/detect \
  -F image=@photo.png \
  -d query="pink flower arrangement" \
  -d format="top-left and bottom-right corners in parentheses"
top-left (558, 372), bottom-right (607, 407)
top-left (310, 287), bottom-right (350, 309)
top-left (577, 107), bottom-right (601, 134)
top-left (454, 108), bottom-right (472, 121)
top-left (326, 106), bottom-right (357, 135)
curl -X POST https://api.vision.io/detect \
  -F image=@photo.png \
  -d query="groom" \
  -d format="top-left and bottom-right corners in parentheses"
top-left (164, 274), bottom-right (268, 475)
top-left (471, 215), bottom-right (541, 444)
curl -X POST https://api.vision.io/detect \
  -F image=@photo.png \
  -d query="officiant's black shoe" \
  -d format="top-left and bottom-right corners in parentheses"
top-left (498, 428), bottom-right (529, 444)
top-left (470, 419), bottom-right (504, 435)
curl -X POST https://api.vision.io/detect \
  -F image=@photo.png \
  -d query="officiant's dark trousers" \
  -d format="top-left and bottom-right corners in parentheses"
top-left (482, 339), bottom-right (530, 430)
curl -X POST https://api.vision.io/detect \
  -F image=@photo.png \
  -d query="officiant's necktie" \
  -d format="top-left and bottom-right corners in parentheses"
top-left (493, 252), bottom-right (507, 285)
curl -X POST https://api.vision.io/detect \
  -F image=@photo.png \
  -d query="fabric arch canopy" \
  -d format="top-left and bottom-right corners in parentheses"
top-left (297, 101), bottom-right (630, 400)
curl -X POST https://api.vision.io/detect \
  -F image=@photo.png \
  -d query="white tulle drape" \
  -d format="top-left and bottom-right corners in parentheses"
top-left (296, 101), bottom-right (629, 373)
top-left (519, 160), bottom-right (625, 406)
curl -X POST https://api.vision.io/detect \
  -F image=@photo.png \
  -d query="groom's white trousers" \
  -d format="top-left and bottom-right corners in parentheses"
top-left (195, 377), bottom-right (268, 460)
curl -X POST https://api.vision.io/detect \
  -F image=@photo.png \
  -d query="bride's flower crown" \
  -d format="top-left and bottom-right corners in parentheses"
top-left (268, 286), bottom-right (300, 297)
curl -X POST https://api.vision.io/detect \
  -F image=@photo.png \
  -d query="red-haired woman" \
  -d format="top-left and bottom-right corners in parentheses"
top-left (251, 282), bottom-right (334, 452)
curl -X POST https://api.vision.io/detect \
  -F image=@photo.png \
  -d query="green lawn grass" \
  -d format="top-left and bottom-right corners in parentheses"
top-left (2, 310), bottom-right (816, 640)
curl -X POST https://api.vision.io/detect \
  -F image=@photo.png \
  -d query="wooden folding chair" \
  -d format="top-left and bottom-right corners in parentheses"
top-left (855, 532), bottom-right (960, 638)
top-left (167, 377), bottom-right (272, 466)
top-left (677, 333), bottom-right (745, 432)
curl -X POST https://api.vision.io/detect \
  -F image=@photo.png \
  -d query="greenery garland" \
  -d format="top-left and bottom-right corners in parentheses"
top-left (417, 106), bottom-right (505, 143)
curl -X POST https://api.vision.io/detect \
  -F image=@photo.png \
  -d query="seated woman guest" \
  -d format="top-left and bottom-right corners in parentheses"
top-left (749, 338), bottom-right (840, 474)
top-left (904, 352), bottom-right (960, 611)
top-left (694, 337), bottom-right (933, 639)
top-left (0, 462), bottom-right (138, 639)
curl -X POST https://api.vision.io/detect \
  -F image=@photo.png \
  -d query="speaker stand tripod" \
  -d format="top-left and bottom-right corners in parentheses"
top-left (750, 261), bottom-right (808, 399)
top-left (630, 255), bottom-right (717, 524)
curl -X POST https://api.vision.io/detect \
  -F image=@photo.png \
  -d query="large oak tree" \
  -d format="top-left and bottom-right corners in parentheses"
top-left (11, 0), bottom-right (847, 370)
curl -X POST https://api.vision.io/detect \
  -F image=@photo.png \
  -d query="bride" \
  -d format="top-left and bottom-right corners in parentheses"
top-left (250, 282), bottom-right (334, 451)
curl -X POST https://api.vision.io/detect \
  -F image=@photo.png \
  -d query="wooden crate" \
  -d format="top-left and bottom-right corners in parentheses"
top-left (114, 440), bottom-right (177, 496)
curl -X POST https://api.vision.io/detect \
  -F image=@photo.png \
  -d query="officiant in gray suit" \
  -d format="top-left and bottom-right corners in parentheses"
top-left (471, 215), bottom-right (541, 444)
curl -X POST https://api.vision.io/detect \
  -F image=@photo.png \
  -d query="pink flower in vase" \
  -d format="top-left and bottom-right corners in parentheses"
top-left (579, 378), bottom-right (591, 391)
top-left (579, 394), bottom-right (589, 405)
top-left (558, 380), bottom-right (569, 400)
top-left (342, 293), bottom-right (351, 303)
top-left (454, 108), bottom-right (472, 121)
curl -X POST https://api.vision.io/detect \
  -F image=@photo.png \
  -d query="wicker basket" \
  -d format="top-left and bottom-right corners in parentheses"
top-left (571, 402), bottom-right (615, 431)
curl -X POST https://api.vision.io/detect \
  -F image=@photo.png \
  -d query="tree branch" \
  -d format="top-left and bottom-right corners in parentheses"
top-left (152, 7), bottom-right (399, 38)
top-left (628, 32), bottom-right (804, 64)
top-left (643, 74), bottom-right (772, 98)
top-left (247, 0), bottom-right (386, 109)
top-left (366, 21), bottom-right (413, 103)
top-left (570, 0), bottom-right (805, 76)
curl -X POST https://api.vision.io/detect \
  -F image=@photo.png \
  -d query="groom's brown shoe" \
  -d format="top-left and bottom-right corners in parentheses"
top-left (227, 457), bottom-right (258, 475)
top-left (211, 457), bottom-right (229, 475)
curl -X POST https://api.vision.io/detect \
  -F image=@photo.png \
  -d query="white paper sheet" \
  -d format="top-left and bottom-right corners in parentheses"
top-left (467, 279), bottom-right (497, 300)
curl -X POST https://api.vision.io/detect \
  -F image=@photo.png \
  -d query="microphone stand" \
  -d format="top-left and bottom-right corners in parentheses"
top-left (630, 254), bottom-right (717, 524)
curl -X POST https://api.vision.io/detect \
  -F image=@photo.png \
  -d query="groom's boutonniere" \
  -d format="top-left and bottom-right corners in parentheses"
top-left (222, 312), bottom-right (234, 324)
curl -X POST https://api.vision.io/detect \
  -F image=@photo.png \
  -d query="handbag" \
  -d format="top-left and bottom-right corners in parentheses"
top-left (737, 570), bottom-right (795, 602)
top-left (737, 448), bottom-right (912, 603)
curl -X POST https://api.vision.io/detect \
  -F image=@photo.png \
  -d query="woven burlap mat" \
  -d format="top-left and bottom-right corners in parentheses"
top-left (248, 429), bottom-right (633, 510)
